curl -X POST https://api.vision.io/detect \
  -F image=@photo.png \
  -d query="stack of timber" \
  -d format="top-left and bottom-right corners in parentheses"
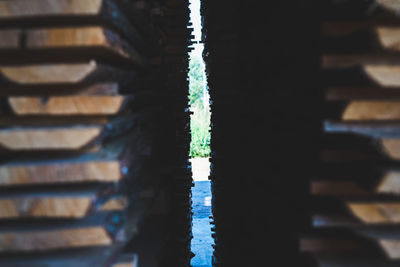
top-left (155, 0), bottom-right (194, 265)
top-left (0, 0), bottom-right (192, 266)
top-left (202, 0), bottom-right (319, 266)
top-left (301, 0), bottom-right (400, 266)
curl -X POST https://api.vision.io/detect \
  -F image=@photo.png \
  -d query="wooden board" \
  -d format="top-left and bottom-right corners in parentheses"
top-left (0, 0), bottom-right (147, 54)
top-left (8, 95), bottom-right (128, 115)
top-left (0, 115), bottom-right (136, 150)
top-left (0, 27), bottom-right (144, 65)
top-left (0, 246), bottom-right (121, 267)
top-left (0, 61), bottom-right (136, 86)
top-left (0, 139), bottom-right (128, 185)
top-left (343, 101), bottom-right (400, 120)
top-left (0, 211), bottom-right (119, 252)
top-left (0, 0), bottom-right (104, 17)
top-left (347, 202), bottom-right (400, 224)
top-left (0, 187), bottom-right (127, 218)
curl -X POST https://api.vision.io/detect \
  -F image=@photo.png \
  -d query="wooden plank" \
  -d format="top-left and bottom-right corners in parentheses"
top-left (0, 139), bottom-right (127, 185)
top-left (0, 226), bottom-right (112, 251)
top-left (112, 254), bottom-right (138, 267)
top-left (8, 95), bottom-right (128, 115)
top-left (311, 172), bottom-right (400, 195)
top-left (0, 211), bottom-right (120, 252)
top-left (0, 61), bottom-right (136, 86)
top-left (311, 181), bottom-right (369, 196)
top-left (0, 115), bottom-right (136, 150)
top-left (0, 0), bottom-right (148, 54)
top-left (0, 0), bottom-right (104, 17)
top-left (347, 202), bottom-right (400, 224)
top-left (0, 27), bottom-right (144, 65)
top-left (0, 83), bottom-right (119, 97)
top-left (0, 246), bottom-right (121, 267)
top-left (0, 186), bottom-right (127, 218)
top-left (342, 101), bottom-right (400, 120)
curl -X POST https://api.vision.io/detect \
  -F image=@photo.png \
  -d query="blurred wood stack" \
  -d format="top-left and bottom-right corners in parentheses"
top-left (0, 0), bottom-right (192, 266)
top-left (301, 0), bottom-right (400, 266)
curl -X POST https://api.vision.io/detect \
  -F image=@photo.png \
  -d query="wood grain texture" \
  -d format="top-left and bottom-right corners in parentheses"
top-left (0, 0), bottom-right (103, 17)
top-left (311, 181), bottom-right (369, 195)
top-left (0, 197), bottom-right (92, 218)
top-left (378, 239), bottom-right (400, 259)
top-left (347, 202), bottom-right (400, 223)
top-left (0, 29), bottom-right (19, 48)
top-left (378, 172), bottom-right (400, 193)
top-left (0, 226), bottom-right (111, 252)
top-left (0, 61), bottom-right (136, 86)
top-left (381, 139), bottom-right (400, 159)
top-left (0, 160), bottom-right (122, 185)
top-left (343, 101), bottom-right (400, 120)
top-left (376, 0), bottom-right (400, 13)
top-left (0, 126), bottom-right (101, 150)
top-left (0, 27), bottom-right (144, 64)
top-left (8, 95), bottom-right (126, 115)
top-left (364, 65), bottom-right (400, 87)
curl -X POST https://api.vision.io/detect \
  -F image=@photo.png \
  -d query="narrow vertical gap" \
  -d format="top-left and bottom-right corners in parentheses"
top-left (188, 0), bottom-right (213, 266)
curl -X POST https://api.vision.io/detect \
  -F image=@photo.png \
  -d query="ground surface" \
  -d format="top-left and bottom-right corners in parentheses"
top-left (190, 158), bottom-right (213, 267)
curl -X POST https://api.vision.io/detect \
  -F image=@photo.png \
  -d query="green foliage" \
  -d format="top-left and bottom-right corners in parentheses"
top-left (189, 56), bottom-right (205, 108)
top-left (189, 54), bottom-right (211, 158)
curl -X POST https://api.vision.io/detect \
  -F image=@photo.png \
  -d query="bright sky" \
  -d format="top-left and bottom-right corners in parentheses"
top-left (189, 0), bottom-right (203, 59)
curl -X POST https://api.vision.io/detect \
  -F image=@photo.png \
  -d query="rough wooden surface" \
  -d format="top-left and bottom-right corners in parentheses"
top-left (0, 126), bottom-right (101, 150)
top-left (0, 226), bottom-right (112, 252)
top-left (347, 202), bottom-right (400, 224)
top-left (343, 101), bottom-right (400, 120)
top-left (0, 27), bottom-right (144, 64)
top-left (0, 0), bottom-right (103, 17)
top-left (8, 95), bottom-right (126, 115)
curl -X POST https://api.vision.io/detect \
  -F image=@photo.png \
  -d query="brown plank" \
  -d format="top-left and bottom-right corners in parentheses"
top-left (0, 61), bottom-right (136, 86)
top-left (8, 95), bottom-right (128, 115)
top-left (347, 202), bottom-right (400, 224)
top-left (0, 0), bottom-right (104, 17)
top-left (0, 138), bottom-right (129, 185)
top-left (0, 115), bottom-right (135, 150)
top-left (343, 101), bottom-right (400, 120)
top-left (0, 27), bottom-right (144, 64)
top-left (0, 189), bottom-right (127, 219)
top-left (0, 0), bottom-right (147, 54)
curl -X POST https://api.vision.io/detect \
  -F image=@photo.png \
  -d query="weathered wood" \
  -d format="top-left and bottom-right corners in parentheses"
top-left (112, 254), bottom-right (138, 267)
top-left (8, 95), bottom-right (128, 115)
top-left (0, 27), bottom-right (144, 64)
top-left (311, 181), bottom-right (369, 196)
top-left (0, 0), bottom-right (148, 54)
top-left (0, 186), bottom-right (127, 218)
top-left (364, 65), bottom-right (400, 87)
top-left (0, 226), bottom-right (112, 251)
top-left (0, 246), bottom-right (121, 267)
top-left (0, 211), bottom-right (120, 252)
top-left (347, 202), bottom-right (400, 224)
top-left (376, 0), bottom-right (400, 13)
top-left (343, 101), bottom-right (400, 120)
top-left (0, 116), bottom-right (135, 150)
top-left (0, 29), bottom-right (19, 48)
top-left (0, 61), bottom-right (136, 86)
top-left (326, 87), bottom-right (400, 101)
top-left (0, 83), bottom-right (119, 97)
top-left (0, 138), bottom-right (128, 185)
top-left (311, 172), bottom-right (400, 195)
top-left (0, 0), bottom-right (104, 17)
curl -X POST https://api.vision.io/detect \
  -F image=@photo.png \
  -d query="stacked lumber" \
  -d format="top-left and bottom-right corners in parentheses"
top-left (301, 0), bottom-right (400, 266)
top-left (156, 0), bottom-right (194, 265)
top-left (0, 0), bottom-right (191, 266)
top-left (202, 0), bottom-right (318, 265)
